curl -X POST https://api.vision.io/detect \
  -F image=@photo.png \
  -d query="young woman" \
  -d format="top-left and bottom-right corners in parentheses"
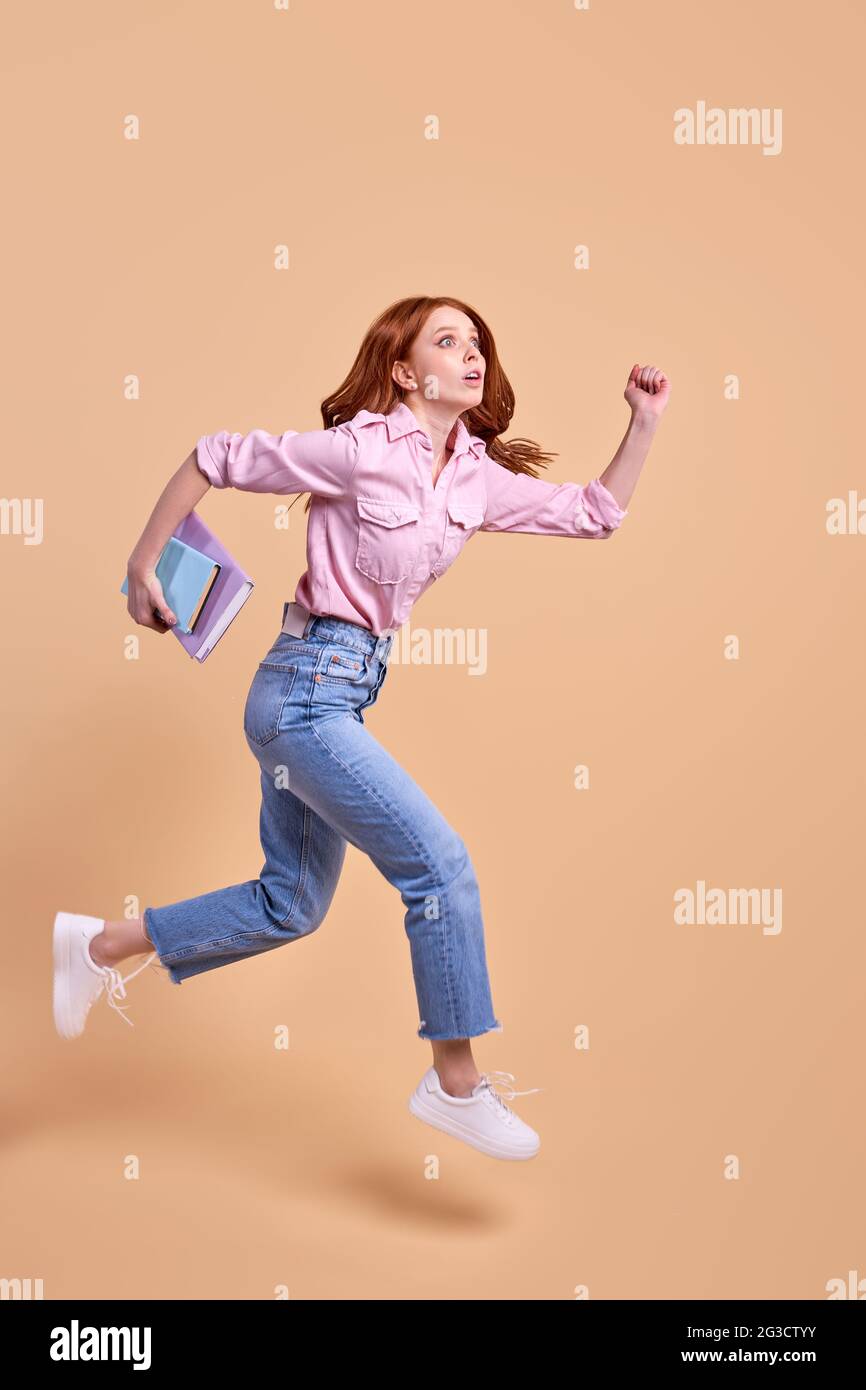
top-left (53, 295), bottom-right (669, 1161)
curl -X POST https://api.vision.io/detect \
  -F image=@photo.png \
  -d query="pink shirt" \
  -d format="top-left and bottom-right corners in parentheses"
top-left (196, 400), bottom-right (627, 637)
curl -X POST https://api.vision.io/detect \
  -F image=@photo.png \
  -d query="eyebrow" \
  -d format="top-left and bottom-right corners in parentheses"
top-left (432, 325), bottom-right (480, 337)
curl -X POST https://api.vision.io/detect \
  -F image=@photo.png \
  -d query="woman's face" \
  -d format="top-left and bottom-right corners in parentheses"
top-left (398, 307), bottom-right (485, 409)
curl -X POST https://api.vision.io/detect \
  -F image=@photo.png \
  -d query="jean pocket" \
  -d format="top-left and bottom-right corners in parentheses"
top-left (354, 497), bottom-right (421, 584)
top-left (243, 662), bottom-right (297, 745)
top-left (318, 647), bottom-right (370, 684)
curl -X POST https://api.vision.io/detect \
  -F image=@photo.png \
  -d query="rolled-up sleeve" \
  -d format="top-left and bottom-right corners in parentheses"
top-left (195, 422), bottom-right (360, 498)
top-left (479, 455), bottom-right (627, 538)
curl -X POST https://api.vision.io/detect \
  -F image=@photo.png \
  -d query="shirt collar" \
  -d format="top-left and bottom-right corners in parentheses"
top-left (383, 400), bottom-right (484, 460)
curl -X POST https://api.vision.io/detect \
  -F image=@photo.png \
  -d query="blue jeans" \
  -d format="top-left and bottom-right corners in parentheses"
top-left (143, 608), bottom-right (503, 1041)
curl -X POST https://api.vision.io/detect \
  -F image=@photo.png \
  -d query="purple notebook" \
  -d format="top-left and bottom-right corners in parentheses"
top-left (132, 511), bottom-right (254, 662)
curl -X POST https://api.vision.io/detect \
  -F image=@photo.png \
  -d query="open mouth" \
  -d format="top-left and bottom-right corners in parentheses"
top-left (463, 371), bottom-right (482, 384)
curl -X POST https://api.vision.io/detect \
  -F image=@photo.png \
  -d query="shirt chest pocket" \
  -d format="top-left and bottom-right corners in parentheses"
top-left (432, 500), bottom-right (485, 576)
top-left (354, 497), bottom-right (422, 584)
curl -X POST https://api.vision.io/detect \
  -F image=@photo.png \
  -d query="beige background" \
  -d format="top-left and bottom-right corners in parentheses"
top-left (2, 0), bottom-right (864, 1300)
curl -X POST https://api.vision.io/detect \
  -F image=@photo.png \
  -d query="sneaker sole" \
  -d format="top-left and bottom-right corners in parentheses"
top-left (53, 911), bottom-right (85, 1040)
top-left (407, 1091), bottom-right (540, 1161)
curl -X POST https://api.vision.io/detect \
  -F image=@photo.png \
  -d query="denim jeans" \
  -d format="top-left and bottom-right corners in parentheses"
top-left (143, 607), bottom-right (503, 1041)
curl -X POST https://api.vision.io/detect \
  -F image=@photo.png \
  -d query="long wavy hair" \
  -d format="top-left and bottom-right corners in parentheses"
top-left (293, 295), bottom-right (557, 515)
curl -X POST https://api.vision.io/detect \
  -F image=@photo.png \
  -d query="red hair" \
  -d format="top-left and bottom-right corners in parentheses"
top-left (295, 295), bottom-right (557, 514)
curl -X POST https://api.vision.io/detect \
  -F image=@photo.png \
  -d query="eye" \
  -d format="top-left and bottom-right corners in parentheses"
top-left (436, 335), bottom-right (481, 349)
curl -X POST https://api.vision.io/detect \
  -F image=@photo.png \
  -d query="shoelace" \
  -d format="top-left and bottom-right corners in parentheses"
top-left (99, 951), bottom-right (159, 1027)
top-left (476, 1070), bottom-right (543, 1126)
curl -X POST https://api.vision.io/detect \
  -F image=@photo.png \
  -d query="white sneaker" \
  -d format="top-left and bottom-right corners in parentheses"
top-left (408, 1065), bottom-right (542, 1160)
top-left (53, 911), bottom-right (158, 1039)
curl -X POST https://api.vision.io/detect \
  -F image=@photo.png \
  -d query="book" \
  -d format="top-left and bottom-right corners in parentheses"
top-left (120, 510), bottom-right (254, 662)
top-left (122, 535), bottom-right (218, 635)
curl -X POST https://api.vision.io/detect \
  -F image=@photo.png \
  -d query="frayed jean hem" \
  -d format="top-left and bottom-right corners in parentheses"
top-left (143, 907), bottom-right (184, 986)
top-left (417, 1019), bottom-right (503, 1041)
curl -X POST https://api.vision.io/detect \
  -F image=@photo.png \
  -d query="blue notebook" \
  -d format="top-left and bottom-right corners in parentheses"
top-left (120, 536), bottom-right (221, 635)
